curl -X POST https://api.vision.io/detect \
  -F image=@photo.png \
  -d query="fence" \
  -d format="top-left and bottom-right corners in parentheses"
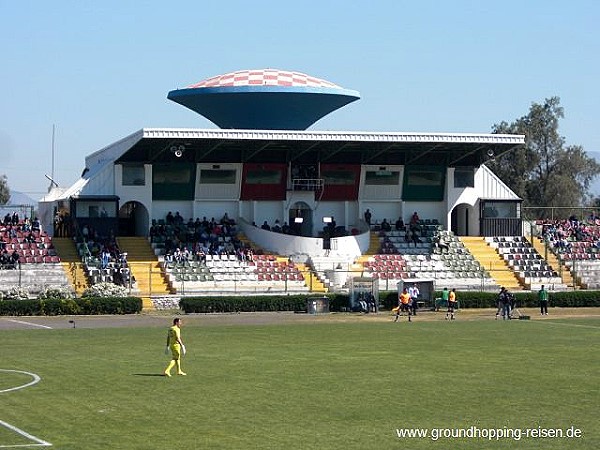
top-left (522, 206), bottom-right (600, 221)
top-left (2, 260), bottom-right (588, 300)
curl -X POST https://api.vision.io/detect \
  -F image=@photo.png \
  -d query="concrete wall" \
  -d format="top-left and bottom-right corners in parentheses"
top-left (240, 219), bottom-right (369, 259)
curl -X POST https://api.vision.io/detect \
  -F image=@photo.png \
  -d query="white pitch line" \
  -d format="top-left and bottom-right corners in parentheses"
top-left (0, 370), bottom-right (41, 394)
top-left (4, 320), bottom-right (52, 330)
top-left (0, 370), bottom-right (52, 447)
top-left (0, 419), bottom-right (52, 447)
top-left (531, 320), bottom-right (600, 330)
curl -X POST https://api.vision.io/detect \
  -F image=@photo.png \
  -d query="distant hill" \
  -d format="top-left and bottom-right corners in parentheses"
top-left (8, 190), bottom-right (37, 206)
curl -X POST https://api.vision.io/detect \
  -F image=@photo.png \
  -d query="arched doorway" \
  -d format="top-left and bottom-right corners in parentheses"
top-left (288, 201), bottom-right (313, 237)
top-left (451, 203), bottom-right (477, 236)
top-left (119, 201), bottom-right (149, 237)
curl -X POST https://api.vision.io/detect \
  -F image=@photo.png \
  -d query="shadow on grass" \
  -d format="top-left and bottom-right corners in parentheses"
top-left (132, 373), bottom-right (166, 377)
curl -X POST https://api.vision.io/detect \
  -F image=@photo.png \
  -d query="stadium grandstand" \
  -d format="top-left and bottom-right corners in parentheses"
top-left (5, 68), bottom-right (594, 308)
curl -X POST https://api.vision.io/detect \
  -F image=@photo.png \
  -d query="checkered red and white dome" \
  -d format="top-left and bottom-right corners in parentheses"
top-left (188, 69), bottom-right (341, 89)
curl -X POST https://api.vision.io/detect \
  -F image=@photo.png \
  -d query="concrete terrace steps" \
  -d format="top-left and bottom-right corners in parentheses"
top-left (459, 236), bottom-right (523, 290)
top-left (116, 237), bottom-right (172, 300)
top-left (52, 238), bottom-right (88, 295)
top-left (296, 263), bottom-right (328, 293)
top-left (0, 263), bottom-right (72, 295)
top-left (366, 231), bottom-right (380, 254)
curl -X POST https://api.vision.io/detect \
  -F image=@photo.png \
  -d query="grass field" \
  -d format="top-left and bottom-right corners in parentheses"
top-left (1, 312), bottom-right (599, 449)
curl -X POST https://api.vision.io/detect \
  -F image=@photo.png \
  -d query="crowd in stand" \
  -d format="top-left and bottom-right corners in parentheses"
top-left (371, 211), bottom-right (433, 248)
top-left (151, 212), bottom-right (254, 265)
top-left (1, 212), bottom-right (48, 269)
top-left (255, 216), bottom-right (350, 238)
top-left (77, 223), bottom-right (130, 286)
top-left (540, 216), bottom-right (600, 250)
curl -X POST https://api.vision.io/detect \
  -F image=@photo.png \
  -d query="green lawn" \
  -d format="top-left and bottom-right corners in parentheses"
top-left (1, 317), bottom-right (599, 449)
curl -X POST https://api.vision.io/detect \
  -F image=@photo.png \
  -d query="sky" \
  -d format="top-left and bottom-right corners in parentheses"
top-left (1, 0), bottom-right (599, 199)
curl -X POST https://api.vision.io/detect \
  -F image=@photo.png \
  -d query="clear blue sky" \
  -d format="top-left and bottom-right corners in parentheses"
top-left (1, 0), bottom-right (599, 198)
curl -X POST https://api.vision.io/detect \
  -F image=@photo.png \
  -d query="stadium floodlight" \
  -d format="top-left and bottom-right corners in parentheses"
top-left (171, 145), bottom-right (185, 158)
top-left (323, 217), bottom-right (332, 223)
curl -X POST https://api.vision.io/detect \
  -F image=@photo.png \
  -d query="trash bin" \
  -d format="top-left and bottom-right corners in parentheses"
top-left (307, 296), bottom-right (329, 314)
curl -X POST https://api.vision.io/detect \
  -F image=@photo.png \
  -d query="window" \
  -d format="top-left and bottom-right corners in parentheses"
top-left (200, 169), bottom-right (236, 184)
top-left (406, 170), bottom-right (443, 186)
top-left (152, 163), bottom-right (196, 200)
top-left (454, 168), bottom-right (475, 188)
top-left (122, 165), bottom-right (145, 186)
top-left (321, 170), bottom-right (356, 185)
top-left (245, 169), bottom-right (282, 184)
top-left (402, 166), bottom-right (445, 201)
top-left (365, 170), bottom-right (400, 185)
top-left (483, 201), bottom-right (519, 218)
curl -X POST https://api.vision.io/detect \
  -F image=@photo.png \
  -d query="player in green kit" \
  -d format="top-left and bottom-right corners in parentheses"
top-left (164, 317), bottom-right (186, 377)
top-left (438, 287), bottom-right (449, 312)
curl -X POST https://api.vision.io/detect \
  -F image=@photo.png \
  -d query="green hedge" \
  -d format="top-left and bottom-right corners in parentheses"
top-left (180, 294), bottom-right (351, 314)
top-left (0, 297), bottom-right (142, 316)
top-left (179, 291), bottom-right (600, 314)
top-left (375, 290), bottom-right (600, 310)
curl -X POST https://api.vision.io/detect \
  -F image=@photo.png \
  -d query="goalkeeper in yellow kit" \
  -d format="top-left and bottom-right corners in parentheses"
top-left (164, 317), bottom-right (186, 376)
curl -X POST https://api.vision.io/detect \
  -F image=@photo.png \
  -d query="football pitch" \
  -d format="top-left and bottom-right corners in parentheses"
top-left (1, 311), bottom-right (599, 449)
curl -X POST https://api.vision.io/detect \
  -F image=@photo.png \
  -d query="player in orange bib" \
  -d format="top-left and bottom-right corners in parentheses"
top-left (445, 288), bottom-right (458, 320)
top-left (394, 287), bottom-right (412, 322)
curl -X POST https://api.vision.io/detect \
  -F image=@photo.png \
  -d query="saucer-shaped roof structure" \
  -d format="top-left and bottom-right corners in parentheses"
top-left (167, 69), bottom-right (360, 130)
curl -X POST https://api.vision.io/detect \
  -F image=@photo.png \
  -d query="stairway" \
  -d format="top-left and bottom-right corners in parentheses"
top-left (530, 236), bottom-right (577, 288)
top-left (117, 237), bottom-right (173, 308)
top-left (366, 231), bottom-right (380, 254)
top-left (52, 238), bottom-right (88, 296)
top-left (460, 236), bottom-right (523, 290)
top-left (296, 263), bottom-right (328, 293)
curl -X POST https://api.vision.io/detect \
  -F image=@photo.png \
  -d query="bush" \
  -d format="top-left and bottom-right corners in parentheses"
top-left (38, 286), bottom-right (75, 300)
top-left (0, 299), bottom-right (40, 316)
top-left (0, 296), bottom-right (142, 316)
top-left (432, 290), bottom-right (600, 309)
top-left (180, 295), bottom-right (308, 313)
top-left (76, 297), bottom-right (142, 315)
top-left (40, 298), bottom-right (82, 315)
top-left (82, 282), bottom-right (128, 298)
top-left (0, 286), bottom-right (30, 300)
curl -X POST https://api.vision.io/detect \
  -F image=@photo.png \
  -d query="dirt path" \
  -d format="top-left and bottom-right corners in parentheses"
top-left (1, 307), bottom-right (599, 330)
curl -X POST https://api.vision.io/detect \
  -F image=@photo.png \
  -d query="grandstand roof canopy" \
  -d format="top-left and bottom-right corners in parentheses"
top-left (112, 128), bottom-right (524, 167)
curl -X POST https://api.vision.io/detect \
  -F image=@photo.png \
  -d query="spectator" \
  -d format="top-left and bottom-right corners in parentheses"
top-left (0, 250), bottom-right (9, 269)
top-left (410, 211), bottom-right (420, 227)
top-left (261, 221), bottom-right (271, 231)
top-left (411, 230), bottom-right (421, 246)
top-left (174, 212), bottom-right (184, 225)
top-left (101, 249), bottom-right (111, 269)
top-left (364, 209), bottom-right (372, 226)
top-left (32, 217), bottom-right (41, 232)
top-left (395, 217), bottom-right (405, 231)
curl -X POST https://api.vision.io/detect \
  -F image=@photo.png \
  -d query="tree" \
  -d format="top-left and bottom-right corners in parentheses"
top-left (488, 97), bottom-right (600, 218)
top-left (0, 174), bottom-right (9, 205)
